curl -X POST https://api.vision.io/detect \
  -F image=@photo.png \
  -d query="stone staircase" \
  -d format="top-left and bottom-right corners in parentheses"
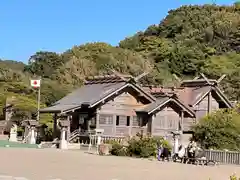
top-left (38, 138), bottom-right (59, 148)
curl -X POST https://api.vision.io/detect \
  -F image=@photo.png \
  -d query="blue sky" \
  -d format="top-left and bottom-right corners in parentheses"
top-left (0, 0), bottom-right (234, 63)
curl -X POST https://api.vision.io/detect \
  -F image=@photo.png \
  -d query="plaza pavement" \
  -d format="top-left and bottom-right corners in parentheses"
top-left (0, 148), bottom-right (239, 180)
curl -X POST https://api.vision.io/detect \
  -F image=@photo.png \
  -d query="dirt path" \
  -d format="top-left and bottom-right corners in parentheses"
top-left (0, 148), bottom-right (239, 180)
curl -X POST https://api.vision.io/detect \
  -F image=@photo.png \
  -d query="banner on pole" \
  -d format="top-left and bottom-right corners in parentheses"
top-left (30, 79), bottom-right (41, 88)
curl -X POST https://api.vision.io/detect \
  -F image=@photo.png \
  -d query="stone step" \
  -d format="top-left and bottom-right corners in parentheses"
top-left (68, 143), bottom-right (80, 149)
top-left (39, 141), bottom-right (57, 149)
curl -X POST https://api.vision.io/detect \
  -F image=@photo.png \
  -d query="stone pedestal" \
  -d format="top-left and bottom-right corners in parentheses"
top-left (29, 128), bottom-right (36, 144)
top-left (97, 135), bottom-right (101, 145)
top-left (59, 129), bottom-right (68, 149)
top-left (9, 124), bottom-right (17, 142)
top-left (174, 136), bottom-right (179, 154)
top-left (95, 129), bottom-right (104, 154)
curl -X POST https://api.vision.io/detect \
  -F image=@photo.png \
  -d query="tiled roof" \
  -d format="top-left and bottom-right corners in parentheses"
top-left (178, 86), bottom-right (211, 106)
top-left (142, 77), bottom-right (231, 108)
top-left (39, 74), bottom-right (232, 114)
top-left (55, 82), bottom-right (125, 106)
top-left (143, 85), bottom-right (212, 106)
top-left (40, 82), bottom-right (126, 113)
top-left (40, 74), bottom-right (155, 113)
top-left (39, 104), bottom-right (79, 113)
top-left (136, 96), bottom-right (195, 117)
top-left (136, 97), bottom-right (170, 113)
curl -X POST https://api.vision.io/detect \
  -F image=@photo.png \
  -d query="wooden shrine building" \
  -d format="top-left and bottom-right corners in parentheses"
top-left (39, 73), bottom-right (233, 144)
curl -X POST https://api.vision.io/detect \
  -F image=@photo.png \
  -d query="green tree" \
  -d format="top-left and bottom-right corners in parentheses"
top-left (24, 51), bottom-right (63, 78)
top-left (193, 108), bottom-right (240, 151)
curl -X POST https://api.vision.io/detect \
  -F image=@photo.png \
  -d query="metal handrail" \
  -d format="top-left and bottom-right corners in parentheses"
top-left (69, 129), bottom-right (80, 142)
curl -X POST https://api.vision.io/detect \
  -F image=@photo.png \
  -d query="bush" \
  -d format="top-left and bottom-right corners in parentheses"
top-left (230, 174), bottom-right (240, 180)
top-left (108, 134), bottom-right (172, 158)
top-left (128, 135), bottom-right (171, 158)
top-left (193, 108), bottom-right (240, 151)
top-left (110, 142), bottom-right (128, 156)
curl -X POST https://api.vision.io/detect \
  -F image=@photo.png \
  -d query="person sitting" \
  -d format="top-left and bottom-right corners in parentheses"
top-left (188, 139), bottom-right (197, 153)
top-left (187, 138), bottom-right (198, 163)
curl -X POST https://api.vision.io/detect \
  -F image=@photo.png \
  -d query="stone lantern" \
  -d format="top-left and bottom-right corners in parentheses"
top-left (58, 119), bottom-right (70, 150)
top-left (94, 129), bottom-right (104, 145)
top-left (22, 120), bottom-right (39, 144)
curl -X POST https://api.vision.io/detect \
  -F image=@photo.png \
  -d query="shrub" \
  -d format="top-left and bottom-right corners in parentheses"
top-left (108, 134), bottom-right (172, 158)
top-left (110, 142), bottom-right (128, 156)
top-left (128, 135), bottom-right (171, 158)
top-left (193, 108), bottom-right (240, 151)
top-left (230, 174), bottom-right (240, 180)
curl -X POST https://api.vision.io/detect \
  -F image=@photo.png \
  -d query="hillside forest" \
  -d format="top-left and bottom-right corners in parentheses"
top-left (1, 4), bottom-right (240, 127)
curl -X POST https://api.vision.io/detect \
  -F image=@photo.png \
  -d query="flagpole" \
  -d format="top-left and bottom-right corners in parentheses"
top-left (37, 78), bottom-right (41, 121)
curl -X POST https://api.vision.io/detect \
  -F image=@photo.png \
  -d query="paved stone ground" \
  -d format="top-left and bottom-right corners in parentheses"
top-left (0, 148), bottom-right (239, 180)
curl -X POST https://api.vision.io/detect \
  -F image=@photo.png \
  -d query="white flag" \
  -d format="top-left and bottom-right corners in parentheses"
top-left (30, 79), bottom-right (41, 88)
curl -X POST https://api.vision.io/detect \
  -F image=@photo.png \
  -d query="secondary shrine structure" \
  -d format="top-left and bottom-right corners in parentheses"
top-left (39, 72), bottom-right (233, 145)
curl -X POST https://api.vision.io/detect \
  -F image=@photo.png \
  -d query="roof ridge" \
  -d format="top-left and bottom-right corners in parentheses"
top-left (85, 74), bottom-right (129, 85)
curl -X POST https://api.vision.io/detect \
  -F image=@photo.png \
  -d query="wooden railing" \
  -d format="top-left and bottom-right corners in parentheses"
top-left (79, 134), bottom-right (125, 146)
top-left (205, 149), bottom-right (240, 165)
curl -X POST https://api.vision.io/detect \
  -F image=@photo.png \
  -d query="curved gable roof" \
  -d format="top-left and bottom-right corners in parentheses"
top-left (136, 96), bottom-right (195, 117)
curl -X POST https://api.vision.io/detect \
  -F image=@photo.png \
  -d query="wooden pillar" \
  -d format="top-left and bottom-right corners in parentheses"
top-left (180, 110), bottom-right (184, 131)
top-left (53, 113), bottom-right (58, 139)
top-left (113, 115), bottom-right (116, 135)
top-left (67, 115), bottom-right (70, 142)
top-left (129, 116), bottom-right (133, 137)
top-left (146, 116), bottom-right (152, 135)
top-left (208, 91), bottom-right (212, 114)
top-left (96, 109), bottom-right (100, 129)
top-left (150, 115), bottom-right (154, 136)
top-left (85, 118), bottom-right (89, 131)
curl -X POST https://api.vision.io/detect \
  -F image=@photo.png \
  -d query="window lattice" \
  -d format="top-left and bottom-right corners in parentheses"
top-left (99, 114), bottom-right (113, 125)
